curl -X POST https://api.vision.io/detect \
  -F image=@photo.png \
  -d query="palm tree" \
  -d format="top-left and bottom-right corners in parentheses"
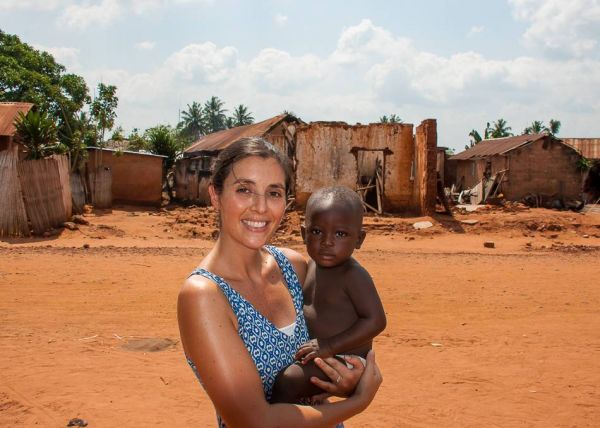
top-left (204, 96), bottom-right (227, 133)
top-left (466, 129), bottom-right (483, 149)
top-left (548, 119), bottom-right (561, 136)
top-left (524, 120), bottom-right (545, 134)
top-left (179, 101), bottom-right (205, 141)
top-left (230, 104), bottom-right (254, 127)
top-left (379, 114), bottom-right (402, 124)
top-left (14, 110), bottom-right (58, 160)
top-left (490, 118), bottom-right (512, 138)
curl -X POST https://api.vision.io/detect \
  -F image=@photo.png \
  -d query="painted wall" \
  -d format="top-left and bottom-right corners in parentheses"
top-left (87, 149), bottom-right (164, 206)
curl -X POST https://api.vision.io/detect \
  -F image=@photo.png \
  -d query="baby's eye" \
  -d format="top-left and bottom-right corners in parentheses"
top-left (335, 231), bottom-right (348, 238)
top-left (310, 228), bottom-right (322, 235)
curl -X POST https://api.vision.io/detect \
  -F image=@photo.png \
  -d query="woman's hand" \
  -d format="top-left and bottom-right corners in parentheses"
top-left (352, 350), bottom-right (382, 407)
top-left (310, 351), bottom-right (382, 408)
top-left (308, 354), bottom-right (366, 397)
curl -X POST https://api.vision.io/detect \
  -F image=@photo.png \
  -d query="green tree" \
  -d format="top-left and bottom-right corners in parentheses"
top-left (0, 30), bottom-right (89, 134)
top-left (127, 128), bottom-right (149, 152)
top-left (179, 101), bottom-right (205, 141)
top-left (230, 104), bottom-right (254, 127)
top-left (523, 119), bottom-right (561, 136)
top-left (379, 114), bottom-right (402, 124)
top-left (13, 110), bottom-right (58, 160)
top-left (146, 125), bottom-right (180, 199)
top-left (204, 96), bottom-right (227, 133)
top-left (90, 83), bottom-right (118, 146)
top-left (490, 118), bottom-right (512, 138)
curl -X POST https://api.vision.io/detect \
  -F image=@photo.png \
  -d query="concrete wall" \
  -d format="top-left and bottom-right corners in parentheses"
top-left (87, 149), bottom-right (164, 206)
top-left (503, 139), bottom-right (582, 200)
top-left (295, 121), bottom-right (435, 214)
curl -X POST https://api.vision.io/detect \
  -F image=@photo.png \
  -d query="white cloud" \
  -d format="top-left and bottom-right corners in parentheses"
top-left (164, 42), bottom-right (238, 82)
top-left (274, 13), bottom-right (288, 26)
top-left (0, 0), bottom-right (68, 11)
top-left (135, 41), bottom-right (156, 50)
top-left (509, 0), bottom-right (600, 57)
top-left (75, 19), bottom-right (600, 150)
top-left (58, 0), bottom-right (122, 30)
top-left (468, 25), bottom-right (484, 37)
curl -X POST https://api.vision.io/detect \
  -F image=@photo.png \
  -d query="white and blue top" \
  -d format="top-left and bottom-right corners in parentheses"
top-left (186, 246), bottom-right (311, 428)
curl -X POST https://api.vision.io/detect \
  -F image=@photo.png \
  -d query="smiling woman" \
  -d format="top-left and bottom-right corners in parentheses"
top-left (177, 137), bottom-right (382, 428)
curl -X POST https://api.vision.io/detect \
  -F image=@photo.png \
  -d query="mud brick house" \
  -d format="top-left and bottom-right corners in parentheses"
top-left (0, 102), bottom-right (33, 159)
top-left (294, 119), bottom-right (437, 215)
top-left (176, 114), bottom-right (303, 205)
top-left (447, 133), bottom-right (584, 202)
top-left (176, 114), bottom-right (438, 215)
top-left (86, 147), bottom-right (166, 206)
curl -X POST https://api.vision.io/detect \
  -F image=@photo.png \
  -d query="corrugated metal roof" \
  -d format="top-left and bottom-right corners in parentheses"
top-left (449, 133), bottom-right (548, 160)
top-left (184, 114), bottom-right (295, 155)
top-left (562, 138), bottom-right (600, 159)
top-left (0, 102), bottom-right (34, 136)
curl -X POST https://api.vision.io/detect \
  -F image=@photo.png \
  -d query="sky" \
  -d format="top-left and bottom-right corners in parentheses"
top-left (2, 0), bottom-right (600, 152)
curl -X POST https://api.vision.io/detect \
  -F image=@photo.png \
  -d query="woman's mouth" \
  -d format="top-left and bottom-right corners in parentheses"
top-left (242, 219), bottom-right (268, 230)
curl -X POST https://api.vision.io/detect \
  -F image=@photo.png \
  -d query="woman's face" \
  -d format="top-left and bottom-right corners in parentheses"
top-left (210, 156), bottom-right (287, 250)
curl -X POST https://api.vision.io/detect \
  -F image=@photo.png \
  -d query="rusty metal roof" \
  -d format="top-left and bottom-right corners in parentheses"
top-left (184, 114), bottom-right (298, 155)
top-left (562, 138), bottom-right (600, 159)
top-left (0, 102), bottom-right (34, 136)
top-left (449, 133), bottom-right (549, 160)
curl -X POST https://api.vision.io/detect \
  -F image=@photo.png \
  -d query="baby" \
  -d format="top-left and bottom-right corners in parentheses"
top-left (271, 186), bottom-right (387, 402)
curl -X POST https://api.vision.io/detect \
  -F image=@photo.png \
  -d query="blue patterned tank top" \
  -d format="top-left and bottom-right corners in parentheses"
top-left (186, 246), bottom-right (310, 427)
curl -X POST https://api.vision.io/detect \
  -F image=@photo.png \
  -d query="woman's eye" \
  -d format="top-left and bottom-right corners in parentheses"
top-left (236, 187), bottom-right (251, 194)
top-left (268, 191), bottom-right (283, 198)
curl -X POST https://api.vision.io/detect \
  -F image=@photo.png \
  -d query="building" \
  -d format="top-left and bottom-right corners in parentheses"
top-left (562, 138), bottom-right (600, 161)
top-left (176, 114), bottom-right (302, 204)
top-left (176, 114), bottom-right (438, 215)
top-left (86, 147), bottom-right (166, 206)
top-left (448, 133), bottom-right (584, 202)
top-left (0, 102), bottom-right (34, 159)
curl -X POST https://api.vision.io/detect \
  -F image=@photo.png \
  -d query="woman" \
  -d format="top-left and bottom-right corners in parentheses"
top-left (178, 137), bottom-right (382, 427)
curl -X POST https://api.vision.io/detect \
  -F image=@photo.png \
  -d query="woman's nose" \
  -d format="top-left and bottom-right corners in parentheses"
top-left (250, 192), bottom-right (268, 212)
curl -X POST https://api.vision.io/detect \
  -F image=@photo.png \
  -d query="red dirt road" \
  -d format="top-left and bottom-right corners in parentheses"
top-left (1, 206), bottom-right (599, 427)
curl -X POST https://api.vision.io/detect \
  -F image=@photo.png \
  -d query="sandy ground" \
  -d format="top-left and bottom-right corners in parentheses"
top-left (1, 204), bottom-right (599, 427)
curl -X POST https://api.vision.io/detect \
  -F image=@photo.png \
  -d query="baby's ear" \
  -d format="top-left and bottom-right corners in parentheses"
top-left (300, 224), bottom-right (307, 243)
top-left (356, 229), bottom-right (366, 249)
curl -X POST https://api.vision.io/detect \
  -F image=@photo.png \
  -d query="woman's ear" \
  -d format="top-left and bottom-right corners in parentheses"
top-left (208, 183), bottom-right (220, 210)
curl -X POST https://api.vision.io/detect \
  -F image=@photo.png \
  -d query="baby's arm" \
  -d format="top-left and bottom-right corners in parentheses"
top-left (296, 264), bottom-right (387, 363)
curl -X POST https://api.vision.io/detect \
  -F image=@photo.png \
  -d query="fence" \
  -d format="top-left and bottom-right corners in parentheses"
top-left (0, 149), bottom-right (30, 237)
top-left (18, 155), bottom-right (71, 235)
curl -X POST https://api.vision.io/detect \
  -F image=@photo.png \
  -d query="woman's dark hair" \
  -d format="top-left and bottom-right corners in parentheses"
top-left (211, 137), bottom-right (293, 193)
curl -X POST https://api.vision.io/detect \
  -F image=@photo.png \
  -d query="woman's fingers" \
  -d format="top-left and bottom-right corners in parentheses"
top-left (310, 356), bottom-right (365, 396)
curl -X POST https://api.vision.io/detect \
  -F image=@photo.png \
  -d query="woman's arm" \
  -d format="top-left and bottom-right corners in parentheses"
top-left (178, 275), bottom-right (381, 428)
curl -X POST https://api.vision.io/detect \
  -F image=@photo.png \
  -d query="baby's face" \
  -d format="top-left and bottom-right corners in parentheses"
top-left (303, 204), bottom-right (364, 268)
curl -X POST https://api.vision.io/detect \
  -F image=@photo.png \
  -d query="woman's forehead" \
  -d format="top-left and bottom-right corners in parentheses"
top-left (228, 156), bottom-right (286, 184)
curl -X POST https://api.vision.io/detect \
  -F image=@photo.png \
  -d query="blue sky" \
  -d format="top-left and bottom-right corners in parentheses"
top-left (2, 0), bottom-right (600, 151)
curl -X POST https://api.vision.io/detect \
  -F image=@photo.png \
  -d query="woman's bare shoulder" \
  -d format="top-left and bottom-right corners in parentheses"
top-left (179, 272), bottom-right (228, 309)
top-left (278, 247), bottom-right (308, 283)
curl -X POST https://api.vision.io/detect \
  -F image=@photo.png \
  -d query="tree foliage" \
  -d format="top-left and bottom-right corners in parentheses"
top-left (178, 101), bottom-right (205, 142)
top-left (0, 30), bottom-right (89, 129)
top-left (230, 104), bottom-right (254, 127)
top-left (523, 119), bottom-right (561, 136)
top-left (379, 114), bottom-right (402, 124)
top-left (203, 96), bottom-right (228, 133)
top-left (13, 110), bottom-right (59, 160)
top-left (90, 83), bottom-right (118, 145)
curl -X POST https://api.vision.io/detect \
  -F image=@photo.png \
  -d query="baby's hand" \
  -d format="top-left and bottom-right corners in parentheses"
top-left (294, 339), bottom-right (333, 364)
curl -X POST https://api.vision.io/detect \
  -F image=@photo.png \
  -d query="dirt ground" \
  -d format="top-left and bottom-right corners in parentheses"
top-left (1, 203), bottom-right (599, 427)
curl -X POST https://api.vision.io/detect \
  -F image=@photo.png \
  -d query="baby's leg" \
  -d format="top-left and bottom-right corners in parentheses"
top-left (270, 360), bottom-right (336, 403)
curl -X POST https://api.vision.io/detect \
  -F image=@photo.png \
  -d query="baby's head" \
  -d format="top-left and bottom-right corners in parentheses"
top-left (302, 186), bottom-right (366, 268)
